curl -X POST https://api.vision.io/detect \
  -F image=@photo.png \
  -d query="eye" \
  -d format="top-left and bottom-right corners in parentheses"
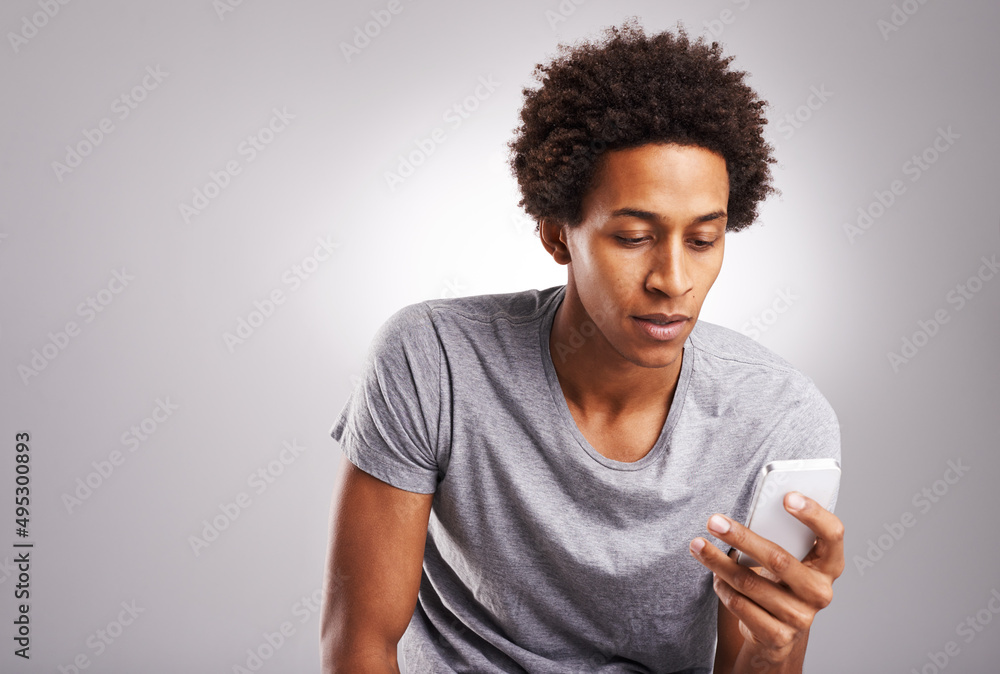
top-left (691, 239), bottom-right (716, 249)
top-left (614, 236), bottom-right (649, 246)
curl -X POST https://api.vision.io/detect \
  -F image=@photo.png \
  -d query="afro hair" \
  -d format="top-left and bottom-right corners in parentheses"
top-left (507, 17), bottom-right (778, 234)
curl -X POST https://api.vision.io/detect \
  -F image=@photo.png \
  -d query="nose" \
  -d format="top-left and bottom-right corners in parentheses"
top-left (644, 237), bottom-right (692, 298)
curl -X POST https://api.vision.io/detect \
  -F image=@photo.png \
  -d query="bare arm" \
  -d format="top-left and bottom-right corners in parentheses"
top-left (696, 493), bottom-right (845, 674)
top-left (713, 570), bottom-right (743, 674)
top-left (714, 573), bottom-right (810, 674)
top-left (320, 454), bottom-right (435, 673)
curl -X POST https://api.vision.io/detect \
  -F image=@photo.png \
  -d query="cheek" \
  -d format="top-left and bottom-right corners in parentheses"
top-left (701, 252), bottom-right (725, 286)
top-left (588, 250), bottom-right (638, 296)
top-left (575, 249), bottom-right (631, 317)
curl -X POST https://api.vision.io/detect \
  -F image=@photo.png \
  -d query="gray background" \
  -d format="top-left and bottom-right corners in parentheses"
top-left (1, 0), bottom-right (998, 672)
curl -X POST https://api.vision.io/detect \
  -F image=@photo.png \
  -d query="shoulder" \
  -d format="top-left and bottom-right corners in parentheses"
top-left (369, 301), bottom-right (437, 357)
top-left (382, 286), bottom-right (559, 329)
top-left (687, 318), bottom-right (798, 373)
top-left (686, 319), bottom-right (839, 432)
top-left (422, 285), bottom-right (561, 327)
top-left (370, 285), bottom-right (560, 359)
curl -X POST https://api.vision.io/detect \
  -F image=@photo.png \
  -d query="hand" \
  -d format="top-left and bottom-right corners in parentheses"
top-left (688, 491), bottom-right (845, 666)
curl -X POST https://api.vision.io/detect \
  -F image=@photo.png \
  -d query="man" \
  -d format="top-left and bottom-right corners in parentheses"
top-left (321, 18), bottom-right (844, 673)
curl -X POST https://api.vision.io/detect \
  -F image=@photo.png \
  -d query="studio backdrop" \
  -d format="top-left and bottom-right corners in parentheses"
top-left (1, 0), bottom-right (998, 672)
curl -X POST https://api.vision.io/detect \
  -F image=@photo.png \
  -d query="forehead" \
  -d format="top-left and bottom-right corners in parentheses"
top-left (585, 143), bottom-right (730, 215)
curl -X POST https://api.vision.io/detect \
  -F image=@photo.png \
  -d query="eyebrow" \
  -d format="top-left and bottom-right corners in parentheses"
top-left (610, 207), bottom-right (727, 226)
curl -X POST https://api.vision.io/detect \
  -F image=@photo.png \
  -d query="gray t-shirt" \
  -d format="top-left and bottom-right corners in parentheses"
top-left (330, 284), bottom-right (841, 674)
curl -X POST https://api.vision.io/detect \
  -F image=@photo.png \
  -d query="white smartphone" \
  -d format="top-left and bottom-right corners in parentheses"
top-left (735, 458), bottom-right (841, 567)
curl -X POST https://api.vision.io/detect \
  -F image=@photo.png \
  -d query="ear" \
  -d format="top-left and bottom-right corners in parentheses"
top-left (539, 217), bottom-right (572, 265)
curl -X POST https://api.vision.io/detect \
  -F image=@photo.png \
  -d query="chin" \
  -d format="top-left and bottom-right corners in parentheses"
top-left (619, 342), bottom-right (684, 369)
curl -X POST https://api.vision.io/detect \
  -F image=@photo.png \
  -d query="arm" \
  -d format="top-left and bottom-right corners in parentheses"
top-left (714, 568), bottom-right (809, 673)
top-left (697, 492), bottom-right (845, 674)
top-left (320, 454), bottom-right (435, 673)
top-left (712, 561), bottom-right (744, 674)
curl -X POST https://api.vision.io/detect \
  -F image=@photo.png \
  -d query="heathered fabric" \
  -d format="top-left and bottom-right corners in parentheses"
top-left (330, 284), bottom-right (841, 673)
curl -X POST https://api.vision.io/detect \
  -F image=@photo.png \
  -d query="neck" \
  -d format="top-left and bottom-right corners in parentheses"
top-left (548, 281), bottom-right (684, 419)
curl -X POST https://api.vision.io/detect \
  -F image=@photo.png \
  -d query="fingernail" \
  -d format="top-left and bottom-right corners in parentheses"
top-left (787, 491), bottom-right (806, 511)
top-left (690, 538), bottom-right (706, 554)
top-left (708, 514), bottom-right (730, 534)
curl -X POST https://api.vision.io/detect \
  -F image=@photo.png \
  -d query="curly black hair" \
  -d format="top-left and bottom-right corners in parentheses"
top-left (507, 17), bottom-right (778, 234)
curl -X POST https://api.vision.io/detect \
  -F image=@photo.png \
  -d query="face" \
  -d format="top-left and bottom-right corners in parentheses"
top-left (541, 142), bottom-right (729, 369)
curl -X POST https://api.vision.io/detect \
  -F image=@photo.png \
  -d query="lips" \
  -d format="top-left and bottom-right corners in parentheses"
top-left (632, 314), bottom-right (688, 341)
top-left (633, 313), bottom-right (689, 324)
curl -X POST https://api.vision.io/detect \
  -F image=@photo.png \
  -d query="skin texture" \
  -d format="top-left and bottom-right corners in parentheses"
top-left (540, 142), bottom-right (728, 462)
top-left (320, 454), bottom-right (433, 673)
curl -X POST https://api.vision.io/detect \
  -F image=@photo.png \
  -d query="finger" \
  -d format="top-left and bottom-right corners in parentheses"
top-left (704, 513), bottom-right (831, 609)
top-left (691, 535), bottom-right (814, 631)
top-left (783, 492), bottom-right (846, 579)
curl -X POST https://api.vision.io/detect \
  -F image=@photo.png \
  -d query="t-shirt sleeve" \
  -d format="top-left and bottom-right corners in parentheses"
top-left (725, 374), bottom-right (843, 555)
top-left (761, 375), bottom-right (841, 508)
top-left (329, 301), bottom-right (445, 494)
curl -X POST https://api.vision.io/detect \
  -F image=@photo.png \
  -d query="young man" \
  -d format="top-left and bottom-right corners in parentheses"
top-left (321, 19), bottom-right (844, 674)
